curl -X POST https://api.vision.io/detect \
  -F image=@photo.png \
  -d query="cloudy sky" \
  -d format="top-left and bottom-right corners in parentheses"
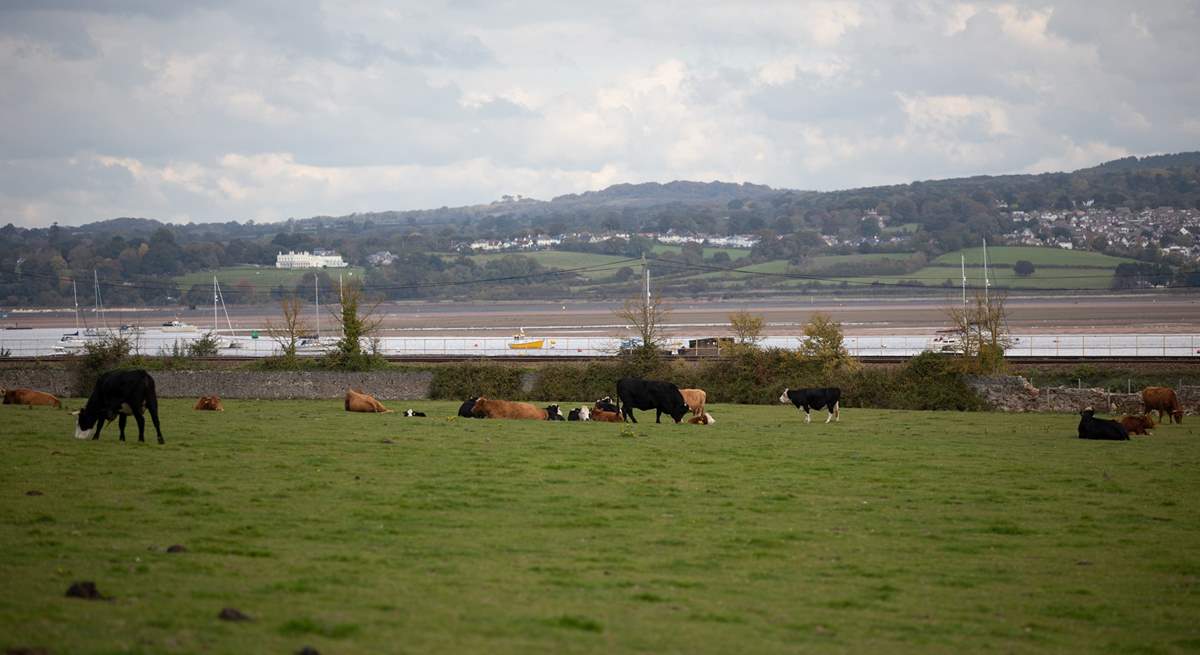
top-left (2, 1), bottom-right (1197, 226)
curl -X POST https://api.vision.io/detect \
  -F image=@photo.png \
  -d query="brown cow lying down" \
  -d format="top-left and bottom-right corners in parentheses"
top-left (1119, 414), bottom-right (1155, 435)
top-left (589, 408), bottom-right (623, 423)
top-left (471, 397), bottom-right (548, 420)
top-left (1142, 386), bottom-right (1184, 424)
top-left (687, 412), bottom-right (716, 425)
top-left (345, 389), bottom-right (393, 413)
top-left (193, 395), bottom-right (224, 411)
top-left (680, 388), bottom-right (707, 418)
top-left (2, 388), bottom-right (61, 408)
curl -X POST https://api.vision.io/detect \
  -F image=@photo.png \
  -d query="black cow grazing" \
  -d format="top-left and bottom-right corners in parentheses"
top-left (403, 409), bottom-right (427, 417)
top-left (779, 387), bottom-right (842, 424)
top-left (594, 396), bottom-right (619, 413)
top-left (568, 407), bottom-right (591, 421)
top-left (616, 378), bottom-right (690, 424)
top-left (1078, 409), bottom-right (1130, 441)
top-left (545, 404), bottom-right (565, 421)
top-left (74, 369), bottom-right (164, 443)
top-left (458, 397), bottom-right (481, 418)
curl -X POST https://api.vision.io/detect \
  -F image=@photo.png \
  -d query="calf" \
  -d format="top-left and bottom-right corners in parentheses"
top-left (687, 412), bottom-right (716, 425)
top-left (458, 397), bottom-right (482, 418)
top-left (3, 387), bottom-right (62, 408)
top-left (403, 409), bottom-right (427, 417)
top-left (1078, 409), bottom-right (1130, 441)
top-left (679, 388), bottom-right (707, 418)
top-left (589, 408), bottom-right (623, 423)
top-left (1142, 386), bottom-right (1184, 424)
top-left (594, 396), bottom-right (619, 413)
top-left (616, 378), bottom-right (690, 424)
top-left (471, 397), bottom-right (550, 420)
top-left (193, 395), bottom-right (224, 411)
top-left (545, 404), bottom-right (565, 421)
top-left (1118, 414), bottom-right (1155, 436)
top-left (73, 369), bottom-right (164, 443)
top-left (345, 389), bottom-right (392, 413)
top-left (779, 387), bottom-right (842, 424)
top-left (568, 406), bottom-right (591, 421)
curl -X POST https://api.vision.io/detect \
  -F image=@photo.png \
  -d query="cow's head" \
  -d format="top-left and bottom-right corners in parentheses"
top-left (577, 406), bottom-right (590, 421)
top-left (1079, 408), bottom-right (1095, 419)
top-left (778, 388), bottom-right (790, 404)
top-left (545, 404), bottom-right (564, 421)
top-left (72, 409), bottom-right (97, 440)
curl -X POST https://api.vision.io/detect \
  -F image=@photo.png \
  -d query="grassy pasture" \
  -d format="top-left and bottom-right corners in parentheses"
top-left (3, 401), bottom-right (1199, 654)
top-left (174, 265), bottom-right (367, 290)
top-left (933, 246), bottom-right (1133, 268)
top-left (650, 244), bottom-right (754, 261)
top-left (468, 252), bottom-right (635, 279)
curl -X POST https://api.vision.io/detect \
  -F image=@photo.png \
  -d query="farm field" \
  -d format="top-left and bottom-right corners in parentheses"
top-left (174, 265), bottom-right (367, 290)
top-left (468, 252), bottom-right (635, 279)
top-left (650, 244), bottom-right (754, 261)
top-left (933, 246), bottom-right (1133, 268)
top-left (4, 401), bottom-right (1199, 654)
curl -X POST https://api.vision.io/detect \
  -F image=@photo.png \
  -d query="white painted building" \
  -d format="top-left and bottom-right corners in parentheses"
top-left (275, 250), bottom-right (348, 269)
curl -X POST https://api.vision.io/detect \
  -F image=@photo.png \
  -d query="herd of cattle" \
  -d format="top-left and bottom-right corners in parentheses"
top-left (0, 370), bottom-right (1188, 444)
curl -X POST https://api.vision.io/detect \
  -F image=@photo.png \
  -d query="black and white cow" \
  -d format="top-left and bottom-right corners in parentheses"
top-left (616, 378), bottom-right (690, 424)
top-left (593, 396), bottom-right (618, 413)
top-left (403, 409), bottom-right (427, 417)
top-left (567, 406), bottom-right (591, 421)
top-left (458, 397), bottom-right (481, 418)
top-left (1078, 409), bottom-right (1129, 441)
top-left (74, 369), bottom-right (164, 443)
top-left (545, 404), bottom-right (565, 421)
top-left (779, 387), bottom-right (841, 424)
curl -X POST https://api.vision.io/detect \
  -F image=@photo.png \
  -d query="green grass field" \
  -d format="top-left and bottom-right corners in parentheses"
top-left (650, 244), bottom-right (754, 261)
top-left (468, 252), bottom-right (635, 279)
top-left (933, 246), bottom-right (1133, 268)
top-left (174, 265), bottom-right (367, 290)
top-left (4, 401), bottom-right (1199, 654)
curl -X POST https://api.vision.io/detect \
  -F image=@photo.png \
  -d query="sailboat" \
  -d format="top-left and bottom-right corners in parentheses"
top-left (209, 277), bottom-right (243, 350)
top-left (55, 274), bottom-right (110, 352)
top-left (296, 276), bottom-right (333, 353)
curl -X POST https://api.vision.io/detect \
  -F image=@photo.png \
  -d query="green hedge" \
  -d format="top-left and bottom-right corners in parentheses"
top-left (428, 363), bottom-right (525, 400)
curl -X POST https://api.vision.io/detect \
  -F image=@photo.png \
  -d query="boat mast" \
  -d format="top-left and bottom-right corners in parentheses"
top-left (213, 276), bottom-right (219, 334)
top-left (93, 269), bottom-right (108, 331)
top-left (982, 238), bottom-right (991, 304)
top-left (315, 275), bottom-right (320, 339)
top-left (72, 279), bottom-right (80, 331)
top-left (961, 255), bottom-right (967, 305)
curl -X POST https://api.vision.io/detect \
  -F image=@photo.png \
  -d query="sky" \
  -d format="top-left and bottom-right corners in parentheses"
top-left (1, 1), bottom-right (1197, 227)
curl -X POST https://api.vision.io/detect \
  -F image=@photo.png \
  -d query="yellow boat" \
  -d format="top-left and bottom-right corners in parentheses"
top-left (508, 339), bottom-right (545, 350)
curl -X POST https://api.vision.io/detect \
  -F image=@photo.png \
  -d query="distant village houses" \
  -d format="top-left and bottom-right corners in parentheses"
top-left (275, 249), bottom-right (348, 269)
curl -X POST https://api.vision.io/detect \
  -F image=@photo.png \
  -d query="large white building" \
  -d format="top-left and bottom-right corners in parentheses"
top-left (275, 250), bottom-right (348, 269)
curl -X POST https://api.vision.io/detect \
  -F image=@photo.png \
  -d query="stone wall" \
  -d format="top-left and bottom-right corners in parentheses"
top-left (967, 375), bottom-right (1200, 416)
top-left (0, 367), bottom-right (432, 400)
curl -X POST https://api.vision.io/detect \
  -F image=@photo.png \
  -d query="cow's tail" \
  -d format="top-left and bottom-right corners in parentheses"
top-left (615, 382), bottom-right (621, 418)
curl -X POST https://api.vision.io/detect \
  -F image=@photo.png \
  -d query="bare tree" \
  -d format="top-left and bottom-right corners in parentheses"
top-left (945, 291), bottom-right (1011, 373)
top-left (614, 291), bottom-right (671, 350)
top-left (267, 295), bottom-right (309, 359)
top-left (728, 310), bottom-right (765, 345)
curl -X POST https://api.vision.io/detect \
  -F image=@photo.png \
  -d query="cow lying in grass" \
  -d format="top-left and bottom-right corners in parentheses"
top-left (193, 395), bottom-right (224, 411)
top-left (471, 397), bottom-right (552, 420)
top-left (1078, 409), bottom-right (1129, 440)
top-left (1119, 414), bottom-right (1155, 435)
top-left (567, 407), bottom-right (591, 421)
top-left (687, 412), bottom-right (716, 425)
top-left (345, 389), bottom-right (392, 413)
top-left (2, 387), bottom-right (61, 408)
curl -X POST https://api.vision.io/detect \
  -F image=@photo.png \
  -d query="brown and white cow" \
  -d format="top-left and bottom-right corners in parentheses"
top-left (471, 397), bottom-right (549, 420)
top-left (1142, 387), bottom-right (1183, 424)
top-left (193, 395), bottom-right (224, 411)
top-left (687, 412), bottom-right (716, 425)
top-left (1119, 414), bottom-right (1155, 436)
top-left (2, 388), bottom-right (62, 408)
top-left (680, 388), bottom-right (707, 418)
top-left (345, 389), bottom-right (392, 413)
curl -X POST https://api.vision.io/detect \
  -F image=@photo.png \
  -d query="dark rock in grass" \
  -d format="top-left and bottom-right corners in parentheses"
top-left (218, 607), bottom-right (252, 622)
top-left (296, 647), bottom-right (321, 655)
top-left (166, 544), bottom-right (187, 553)
top-left (380, 438), bottom-right (394, 444)
top-left (65, 581), bottom-right (105, 600)
top-left (7, 647), bottom-right (51, 655)
top-left (25, 490), bottom-right (43, 496)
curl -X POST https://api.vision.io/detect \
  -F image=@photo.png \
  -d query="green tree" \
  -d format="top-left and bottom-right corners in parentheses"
top-left (325, 282), bottom-right (383, 370)
top-left (799, 313), bottom-right (859, 374)
top-left (1013, 260), bottom-right (1035, 277)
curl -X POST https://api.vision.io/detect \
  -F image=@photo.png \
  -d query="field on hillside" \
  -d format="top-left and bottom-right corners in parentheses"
top-left (469, 252), bottom-right (635, 279)
top-left (650, 244), bottom-right (753, 261)
top-left (933, 246), bottom-right (1133, 268)
top-left (4, 401), bottom-right (1199, 654)
top-left (174, 265), bottom-right (368, 291)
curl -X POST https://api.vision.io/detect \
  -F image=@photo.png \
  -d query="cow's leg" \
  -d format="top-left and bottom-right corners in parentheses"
top-left (134, 411), bottom-right (146, 442)
top-left (804, 408), bottom-right (812, 424)
top-left (623, 406), bottom-right (637, 423)
top-left (656, 408), bottom-right (663, 423)
top-left (834, 400), bottom-right (840, 422)
top-left (147, 398), bottom-right (164, 444)
top-left (825, 405), bottom-right (834, 423)
top-left (117, 414), bottom-right (127, 441)
top-left (91, 417), bottom-right (106, 440)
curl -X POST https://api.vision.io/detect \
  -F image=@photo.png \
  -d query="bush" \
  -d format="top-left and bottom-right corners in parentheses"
top-left (429, 363), bottom-right (525, 400)
top-left (187, 332), bottom-right (220, 357)
top-left (71, 333), bottom-right (134, 395)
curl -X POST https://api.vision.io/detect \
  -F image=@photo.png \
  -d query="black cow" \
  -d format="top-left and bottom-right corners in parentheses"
top-left (74, 369), bottom-right (164, 444)
top-left (594, 396), bottom-right (618, 413)
top-left (545, 404), bottom-right (565, 421)
top-left (403, 409), bottom-right (427, 417)
top-left (1078, 409), bottom-right (1130, 441)
top-left (616, 378), bottom-right (690, 424)
top-left (779, 387), bottom-right (842, 424)
top-left (458, 397), bottom-right (481, 418)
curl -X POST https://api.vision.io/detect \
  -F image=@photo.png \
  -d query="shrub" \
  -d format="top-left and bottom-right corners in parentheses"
top-left (71, 333), bottom-right (134, 395)
top-left (429, 363), bottom-right (525, 400)
top-left (187, 332), bottom-right (220, 357)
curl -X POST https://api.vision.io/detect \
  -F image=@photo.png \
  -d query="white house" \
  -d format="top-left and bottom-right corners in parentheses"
top-left (275, 250), bottom-right (348, 269)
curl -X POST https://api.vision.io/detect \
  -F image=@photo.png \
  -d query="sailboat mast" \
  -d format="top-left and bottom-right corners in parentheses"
top-left (213, 276), bottom-right (219, 334)
top-left (72, 279), bottom-right (80, 331)
top-left (961, 255), bottom-right (967, 305)
top-left (315, 276), bottom-right (320, 339)
top-left (982, 238), bottom-right (990, 304)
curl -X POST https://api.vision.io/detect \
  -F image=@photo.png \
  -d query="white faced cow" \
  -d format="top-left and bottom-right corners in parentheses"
top-left (74, 369), bottom-right (164, 443)
top-left (779, 387), bottom-right (841, 424)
